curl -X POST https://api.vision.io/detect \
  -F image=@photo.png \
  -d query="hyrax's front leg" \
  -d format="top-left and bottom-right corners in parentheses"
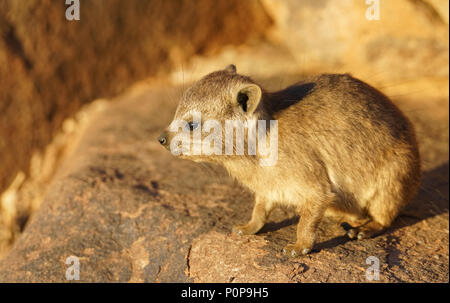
top-left (283, 198), bottom-right (330, 257)
top-left (233, 196), bottom-right (274, 235)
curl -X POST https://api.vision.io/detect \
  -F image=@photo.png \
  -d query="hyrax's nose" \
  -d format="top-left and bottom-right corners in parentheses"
top-left (157, 132), bottom-right (168, 146)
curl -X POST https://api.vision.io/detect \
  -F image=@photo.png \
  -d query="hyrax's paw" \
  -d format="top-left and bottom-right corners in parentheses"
top-left (347, 228), bottom-right (370, 240)
top-left (282, 244), bottom-right (311, 258)
top-left (346, 228), bottom-right (358, 239)
top-left (232, 224), bottom-right (257, 236)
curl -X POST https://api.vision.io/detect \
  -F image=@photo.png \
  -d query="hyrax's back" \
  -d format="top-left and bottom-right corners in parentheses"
top-left (270, 73), bottom-right (421, 229)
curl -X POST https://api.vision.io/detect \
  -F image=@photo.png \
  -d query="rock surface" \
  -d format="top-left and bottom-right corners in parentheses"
top-left (0, 75), bottom-right (447, 282)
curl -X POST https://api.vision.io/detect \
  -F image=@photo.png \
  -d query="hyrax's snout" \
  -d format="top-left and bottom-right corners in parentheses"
top-left (157, 131), bottom-right (168, 147)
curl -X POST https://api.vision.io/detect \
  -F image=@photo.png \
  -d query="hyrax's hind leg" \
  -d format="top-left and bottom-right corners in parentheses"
top-left (233, 195), bottom-right (274, 235)
top-left (347, 155), bottom-right (421, 240)
top-left (347, 191), bottom-right (405, 240)
top-left (324, 206), bottom-right (374, 239)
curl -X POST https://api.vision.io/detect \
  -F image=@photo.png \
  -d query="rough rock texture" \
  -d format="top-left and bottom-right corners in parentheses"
top-left (0, 74), bottom-right (447, 282)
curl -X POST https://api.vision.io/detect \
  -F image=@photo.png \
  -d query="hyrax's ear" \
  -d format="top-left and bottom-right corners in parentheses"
top-left (236, 84), bottom-right (262, 114)
top-left (224, 64), bottom-right (236, 74)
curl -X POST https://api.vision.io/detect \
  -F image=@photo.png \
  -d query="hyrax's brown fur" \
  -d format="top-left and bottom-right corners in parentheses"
top-left (159, 65), bottom-right (421, 257)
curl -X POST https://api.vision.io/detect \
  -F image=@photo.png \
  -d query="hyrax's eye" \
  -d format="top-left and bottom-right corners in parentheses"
top-left (186, 121), bottom-right (199, 131)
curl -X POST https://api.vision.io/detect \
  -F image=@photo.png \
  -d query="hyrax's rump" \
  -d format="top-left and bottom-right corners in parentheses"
top-left (158, 65), bottom-right (421, 257)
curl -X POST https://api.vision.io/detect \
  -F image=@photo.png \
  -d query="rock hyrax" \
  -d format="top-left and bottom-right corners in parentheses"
top-left (158, 65), bottom-right (421, 256)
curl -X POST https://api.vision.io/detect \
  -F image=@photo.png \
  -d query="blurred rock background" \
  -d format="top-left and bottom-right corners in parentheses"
top-left (0, 0), bottom-right (272, 256)
top-left (0, 0), bottom-right (448, 279)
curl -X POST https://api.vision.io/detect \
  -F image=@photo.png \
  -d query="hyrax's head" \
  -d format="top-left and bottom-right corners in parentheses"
top-left (158, 65), bottom-right (265, 162)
